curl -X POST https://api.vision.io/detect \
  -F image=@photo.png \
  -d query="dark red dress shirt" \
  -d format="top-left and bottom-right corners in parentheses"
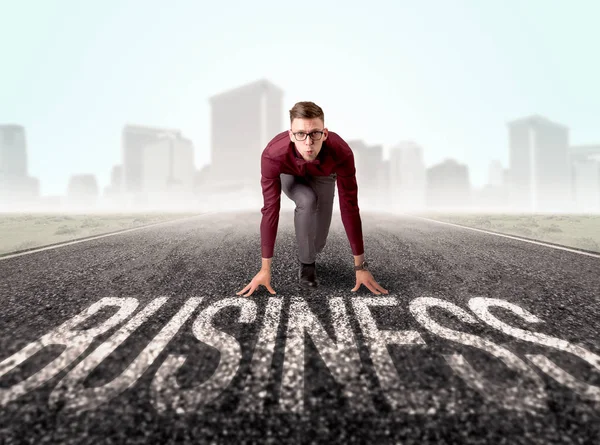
top-left (260, 130), bottom-right (364, 259)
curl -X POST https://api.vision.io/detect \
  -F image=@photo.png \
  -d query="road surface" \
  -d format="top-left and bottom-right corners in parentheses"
top-left (1, 211), bottom-right (599, 444)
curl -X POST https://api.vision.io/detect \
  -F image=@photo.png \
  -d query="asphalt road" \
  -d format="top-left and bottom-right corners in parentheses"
top-left (1, 211), bottom-right (599, 444)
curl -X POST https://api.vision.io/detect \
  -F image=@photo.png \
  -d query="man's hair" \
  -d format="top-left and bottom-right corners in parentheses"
top-left (289, 101), bottom-right (325, 125)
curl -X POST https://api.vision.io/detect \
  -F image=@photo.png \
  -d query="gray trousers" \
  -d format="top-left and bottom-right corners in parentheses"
top-left (280, 173), bottom-right (337, 264)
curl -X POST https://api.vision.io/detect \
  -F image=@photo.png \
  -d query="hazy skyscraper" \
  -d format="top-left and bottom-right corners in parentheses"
top-left (208, 78), bottom-right (284, 190)
top-left (109, 165), bottom-right (123, 194)
top-left (67, 174), bottom-right (99, 209)
top-left (121, 125), bottom-right (194, 208)
top-left (122, 125), bottom-right (178, 194)
top-left (389, 141), bottom-right (426, 211)
top-left (103, 165), bottom-right (124, 208)
top-left (570, 144), bottom-right (600, 212)
top-left (507, 115), bottom-right (571, 212)
top-left (572, 160), bottom-right (600, 212)
top-left (570, 144), bottom-right (600, 161)
top-left (0, 125), bottom-right (27, 179)
top-left (470, 159), bottom-right (509, 211)
top-left (143, 134), bottom-right (194, 203)
top-left (0, 125), bottom-right (40, 209)
top-left (487, 160), bottom-right (504, 187)
top-left (346, 139), bottom-right (384, 210)
top-left (426, 159), bottom-right (471, 209)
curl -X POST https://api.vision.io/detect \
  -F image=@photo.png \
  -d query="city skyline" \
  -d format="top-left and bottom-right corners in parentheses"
top-left (1, 89), bottom-right (593, 202)
top-left (3, 78), bottom-right (600, 214)
top-left (1, 0), bottom-right (598, 196)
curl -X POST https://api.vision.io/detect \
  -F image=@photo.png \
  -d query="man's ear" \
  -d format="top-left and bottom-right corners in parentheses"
top-left (323, 128), bottom-right (329, 141)
top-left (288, 129), bottom-right (294, 142)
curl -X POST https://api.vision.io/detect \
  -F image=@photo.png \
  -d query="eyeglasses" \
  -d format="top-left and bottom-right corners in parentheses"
top-left (292, 130), bottom-right (324, 141)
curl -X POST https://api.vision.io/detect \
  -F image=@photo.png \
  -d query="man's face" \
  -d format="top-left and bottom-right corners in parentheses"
top-left (289, 118), bottom-right (328, 161)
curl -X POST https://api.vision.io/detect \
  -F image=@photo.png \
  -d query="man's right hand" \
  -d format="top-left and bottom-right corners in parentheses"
top-left (236, 269), bottom-right (276, 297)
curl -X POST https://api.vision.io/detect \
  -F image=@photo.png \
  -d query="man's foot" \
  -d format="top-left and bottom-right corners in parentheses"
top-left (298, 262), bottom-right (318, 287)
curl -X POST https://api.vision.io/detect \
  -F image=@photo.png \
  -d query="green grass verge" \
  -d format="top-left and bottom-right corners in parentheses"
top-left (0, 212), bottom-right (200, 256)
top-left (413, 213), bottom-right (600, 253)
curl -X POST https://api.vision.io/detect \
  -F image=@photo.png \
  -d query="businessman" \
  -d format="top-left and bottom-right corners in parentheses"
top-left (237, 101), bottom-right (388, 296)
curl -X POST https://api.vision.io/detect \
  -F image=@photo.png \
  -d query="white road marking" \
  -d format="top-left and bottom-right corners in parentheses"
top-left (0, 297), bottom-right (138, 407)
top-left (152, 298), bottom-right (256, 414)
top-left (352, 297), bottom-right (447, 414)
top-left (0, 212), bottom-right (217, 261)
top-left (49, 297), bottom-right (203, 413)
top-left (410, 297), bottom-right (547, 413)
top-left (279, 297), bottom-right (373, 413)
top-left (469, 297), bottom-right (600, 402)
top-left (405, 214), bottom-right (600, 259)
top-left (3, 294), bottom-right (598, 412)
top-left (238, 297), bottom-right (283, 412)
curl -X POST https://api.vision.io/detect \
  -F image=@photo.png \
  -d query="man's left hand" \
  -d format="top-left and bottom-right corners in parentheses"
top-left (351, 270), bottom-right (389, 295)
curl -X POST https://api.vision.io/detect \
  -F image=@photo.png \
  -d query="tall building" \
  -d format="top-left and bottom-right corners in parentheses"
top-left (426, 159), bottom-right (471, 209)
top-left (471, 159), bottom-right (510, 211)
top-left (0, 124), bottom-right (39, 209)
top-left (110, 165), bottom-right (123, 193)
top-left (389, 141), bottom-right (426, 211)
top-left (507, 115), bottom-right (571, 212)
top-left (103, 165), bottom-right (124, 208)
top-left (67, 174), bottom-right (99, 209)
top-left (570, 144), bottom-right (600, 160)
top-left (570, 144), bottom-right (600, 212)
top-left (346, 139), bottom-right (384, 210)
top-left (0, 125), bottom-right (27, 178)
top-left (123, 125), bottom-right (177, 194)
top-left (143, 135), bottom-right (194, 197)
top-left (208, 78), bottom-right (284, 190)
top-left (487, 160), bottom-right (504, 187)
top-left (121, 125), bottom-right (195, 207)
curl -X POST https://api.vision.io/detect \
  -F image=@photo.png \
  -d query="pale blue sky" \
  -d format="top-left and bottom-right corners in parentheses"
top-left (1, 0), bottom-right (598, 196)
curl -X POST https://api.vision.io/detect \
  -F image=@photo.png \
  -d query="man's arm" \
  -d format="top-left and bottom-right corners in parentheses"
top-left (237, 152), bottom-right (281, 297)
top-left (336, 147), bottom-right (388, 294)
top-left (259, 153), bottom-right (282, 268)
top-left (336, 150), bottom-right (365, 257)
top-left (353, 252), bottom-right (366, 267)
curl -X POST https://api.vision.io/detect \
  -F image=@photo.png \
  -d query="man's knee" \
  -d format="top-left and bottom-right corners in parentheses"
top-left (294, 192), bottom-right (317, 212)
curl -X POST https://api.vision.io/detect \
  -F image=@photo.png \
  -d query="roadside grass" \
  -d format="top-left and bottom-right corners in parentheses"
top-left (0, 213), bottom-right (200, 256)
top-left (413, 213), bottom-right (600, 253)
top-left (3, 211), bottom-right (598, 256)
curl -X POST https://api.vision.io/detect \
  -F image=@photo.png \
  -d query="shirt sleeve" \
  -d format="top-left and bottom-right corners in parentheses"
top-left (336, 150), bottom-right (365, 256)
top-left (260, 152), bottom-right (282, 259)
